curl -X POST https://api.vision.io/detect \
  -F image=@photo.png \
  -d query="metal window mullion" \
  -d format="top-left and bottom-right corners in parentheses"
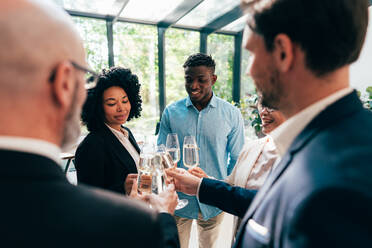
top-left (200, 32), bottom-right (208, 53)
top-left (106, 20), bottom-right (114, 67)
top-left (233, 32), bottom-right (243, 103)
top-left (158, 27), bottom-right (167, 119)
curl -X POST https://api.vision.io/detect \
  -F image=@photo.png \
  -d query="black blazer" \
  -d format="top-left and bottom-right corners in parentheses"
top-left (75, 125), bottom-right (140, 195)
top-left (199, 91), bottom-right (372, 248)
top-left (0, 150), bottom-right (179, 248)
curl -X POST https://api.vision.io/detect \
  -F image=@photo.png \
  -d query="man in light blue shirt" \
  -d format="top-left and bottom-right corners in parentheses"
top-left (157, 53), bottom-right (245, 248)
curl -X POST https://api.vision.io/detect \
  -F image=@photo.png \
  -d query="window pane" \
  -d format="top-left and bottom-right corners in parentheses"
top-left (120, 0), bottom-right (184, 23)
top-left (165, 28), bottom-right (199, 105)
top-left (240, 49), bottom-right (256, 98)
top-left (350, 7), bottom-right (372, 93)
top-left (176, 0), bottom-right (240, 28)
top-left (72, 17), bottom-right (108, 71)
top-left (113, 23), bottom-right (159, 137)
top-left (54, 0), bottom-right (118, 15)
top-left (208, 34), bottom-right (234, 102)
top-left (220, 14), bottom-right (247, 32)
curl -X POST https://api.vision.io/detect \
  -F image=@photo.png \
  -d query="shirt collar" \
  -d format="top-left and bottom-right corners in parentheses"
top-left (0, 136), bottom-right (61, 164)
top-left (270, 87), bottom-right (354, 156)
top-left (186, 93), bottom-right (217, 108)
top-left (105, 123), bottom-right (128, 139)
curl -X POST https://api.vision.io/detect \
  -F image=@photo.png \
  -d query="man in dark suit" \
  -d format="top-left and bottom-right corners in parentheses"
top-left (168, 0), bottom-right (372, 247)
top-left (0, 0), bottom-right (179, 247)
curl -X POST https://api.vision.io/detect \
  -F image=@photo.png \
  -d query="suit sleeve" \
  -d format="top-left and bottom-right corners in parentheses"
top-left (75, 135), bottom-right (106, 188)
top-left (285, 187), bottom-right (372, 248)
top-left (156, 213), bottom-right (180, 248)
top-left (199, 178), bottom-right (257, 218)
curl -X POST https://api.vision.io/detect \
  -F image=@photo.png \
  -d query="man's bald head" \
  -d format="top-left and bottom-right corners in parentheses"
top-left (0, 0), bottom-right (87, 147)
top-left (0, 0), bottom-right (85, 93)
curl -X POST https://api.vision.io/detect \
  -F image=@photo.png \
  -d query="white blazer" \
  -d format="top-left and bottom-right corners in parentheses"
top-left (225, 136), bottom-right (277, 243)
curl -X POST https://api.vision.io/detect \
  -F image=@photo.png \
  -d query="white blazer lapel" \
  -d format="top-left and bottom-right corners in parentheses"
top-left (227, 138), bottom-right (267, 187)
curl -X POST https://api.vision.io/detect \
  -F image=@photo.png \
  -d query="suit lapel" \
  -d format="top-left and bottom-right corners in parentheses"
top-left (234, 91), bottom-right (364, 247)
top-left (125, 127), bottom-right (141, 153)
top-left (237, 138), bottom-right (267, 187)
top-left (100, 126), bottom-right (138, 173)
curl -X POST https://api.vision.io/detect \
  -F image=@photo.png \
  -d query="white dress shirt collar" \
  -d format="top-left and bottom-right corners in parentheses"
top-left (105, 124), bottom-right (140, 167)
top-left (270, 87), bottom-right (354, 157)
top-left (0, 136), bottom-right (61, 164)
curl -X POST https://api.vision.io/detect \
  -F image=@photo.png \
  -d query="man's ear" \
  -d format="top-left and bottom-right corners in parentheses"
top-left (50, 61), bottom-right (75, 110)
top-left (211, 74), bottom-right (217, 86)
top-left (273, 34), bottom-right (294, 73)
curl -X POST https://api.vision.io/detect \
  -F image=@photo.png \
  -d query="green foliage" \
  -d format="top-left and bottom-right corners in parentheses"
top-left (208, 34), bottom-right (234, 102)
top-left (71, 17), bottom-right (108, 71)
top-left (165, 28), bottom-right (199, 104)
top-left (113, 23), bottom-right (159, 136)
top-left (361, 86), bottom-right (372, 110)
top-left (233, 93), bottom-right (262, 137)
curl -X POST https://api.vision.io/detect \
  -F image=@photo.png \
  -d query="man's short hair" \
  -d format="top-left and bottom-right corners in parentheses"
top-left (242, 0), bottom-right (369, 76)
top-left (183, 53), bottom-right (216, 73)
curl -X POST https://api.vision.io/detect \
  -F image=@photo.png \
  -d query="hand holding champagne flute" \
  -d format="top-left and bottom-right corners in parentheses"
top-left (165, 133), bottom-right (188, 209)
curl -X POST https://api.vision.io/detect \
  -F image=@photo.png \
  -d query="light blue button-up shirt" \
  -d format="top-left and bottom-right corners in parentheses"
top-left (157, 94), bottom-right (245, 220)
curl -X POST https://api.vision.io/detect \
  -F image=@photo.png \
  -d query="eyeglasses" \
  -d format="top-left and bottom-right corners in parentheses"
top-left (70, 61), bottom-right (99, 89)
top-left (258, 105), bottom-right (276, 113)
top-left (49, 61), bottom-right (99, 90)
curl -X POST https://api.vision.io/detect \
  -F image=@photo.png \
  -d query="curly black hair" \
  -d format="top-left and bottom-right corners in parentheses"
top-left (81, 67), bottom-right (142, 132)
top-left (183, 53), bottom-right (216, 73)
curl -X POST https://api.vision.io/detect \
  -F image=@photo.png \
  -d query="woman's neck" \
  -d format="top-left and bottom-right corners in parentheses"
top-left (106, 123), bottom-right (121, 132)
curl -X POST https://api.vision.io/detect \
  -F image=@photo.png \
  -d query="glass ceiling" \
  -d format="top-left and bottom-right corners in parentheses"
top-left (120, 0), bottom-right (184, 23)
top-left (175, 0), bottom-right (240, 28)
top-left (53, 0), bottom-right (246, 34)
top-left (220, 14), bottom-right (248, 32)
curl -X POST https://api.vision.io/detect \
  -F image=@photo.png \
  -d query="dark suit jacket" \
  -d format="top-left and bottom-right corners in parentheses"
top-left (200, 91), bottom-right (372, 247)
top-left (75, 125), bottom-right (139, 194)
top-left (0, 150), bottom-right (179, 248)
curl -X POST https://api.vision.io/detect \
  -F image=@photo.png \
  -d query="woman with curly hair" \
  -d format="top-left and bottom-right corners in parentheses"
top-left (75, 67), bottom-right (142, 195)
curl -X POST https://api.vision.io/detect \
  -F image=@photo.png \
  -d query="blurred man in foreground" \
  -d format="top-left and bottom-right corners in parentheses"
top-left (0, 0), bottom-right (179, 247)
top-left (169, 0), bottom-right (372, 247)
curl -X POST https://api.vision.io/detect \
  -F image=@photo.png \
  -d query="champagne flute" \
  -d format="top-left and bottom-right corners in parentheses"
top-left (166, 133), bottom-right (180, 166)
top-left (137, 143), bottom-right (154, 195)
top-left (164, 134), bottom-right (188, 210)
top-left (183, 136), bottom-right (199, 169)
top-left (151, 145), bottom-right (167, 195)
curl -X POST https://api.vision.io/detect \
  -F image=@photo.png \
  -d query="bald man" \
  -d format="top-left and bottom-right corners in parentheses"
top-left (0, 0), bottom-right (179, 247)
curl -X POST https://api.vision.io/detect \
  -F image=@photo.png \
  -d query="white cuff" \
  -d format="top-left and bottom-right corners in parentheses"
top-left (196, 178), bottom-right (204, 201)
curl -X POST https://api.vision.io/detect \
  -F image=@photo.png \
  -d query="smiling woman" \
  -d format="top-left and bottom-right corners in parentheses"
top-left (74, 67), bottom-right (143, 195)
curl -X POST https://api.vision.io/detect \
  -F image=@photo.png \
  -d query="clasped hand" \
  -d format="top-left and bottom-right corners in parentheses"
top-left (127, 175), bottom-right (178, 215)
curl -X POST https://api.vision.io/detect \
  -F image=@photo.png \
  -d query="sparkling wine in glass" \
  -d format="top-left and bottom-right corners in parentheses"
top-left (166, 133), bottom-right (180, 166)
top-left (164, 134), bottom-right (189, 210)
top-left (137, 144), bottom-right (154, 195)
top-left (183, 136), bottom-right (199, 169)
top-left (151, 145), bottom-right (167, 194)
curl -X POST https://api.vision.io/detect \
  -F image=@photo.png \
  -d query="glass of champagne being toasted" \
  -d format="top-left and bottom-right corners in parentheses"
top-left (165, 133), bottom-right (188, 209)
top-left (183, 135), bottom-right (199, 169)
top-left (137, 147), bottom-right (154, 196)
